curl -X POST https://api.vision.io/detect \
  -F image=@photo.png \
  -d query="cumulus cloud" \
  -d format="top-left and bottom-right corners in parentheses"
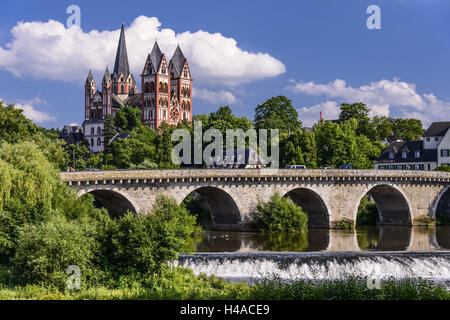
top-left (1, 97), bottom-right (56, 124)
top-left (298, 101), bottom-right (340, 127)
top-left (193, 88), bottom-right (237, 105)
top-left (289, 78), bottom-right (450, 126)
top-left (0, 16), bottom-right (286, 85)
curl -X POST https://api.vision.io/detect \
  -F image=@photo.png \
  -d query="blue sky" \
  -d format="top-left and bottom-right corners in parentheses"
top-left (0, 0), bottom-right (449, 128)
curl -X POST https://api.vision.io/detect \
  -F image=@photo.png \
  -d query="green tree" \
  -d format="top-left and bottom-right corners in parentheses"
top-left (338, 102), bottom-right (376, 140)
top-left (64, 144), bottom-right (90, 170)
top-left (114, 105), bottom-right (142, 132)
top-left (392, 118), bottom-right (424, 141)
top-left (0, 102), bottom-right (39, 144)
top-left (254, 96), bottom-right (302, 133)
top-left (280, 129), bottom-right (317, 168)
top-left (372, 116), bottom-right (393, 141)
top-left (103, 114), bottom-right (117, 147)
top-left (251, 192), bottom-right (308, 232)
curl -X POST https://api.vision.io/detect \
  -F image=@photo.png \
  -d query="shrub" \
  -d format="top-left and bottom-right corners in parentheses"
top-left (251, 192), bottom-right (308, 232)
top-left (101, 195), bottom-right (199, 278)
top-left (435, 165), bottom-right (450, 172)
top-left (129, 159), bottom-right (158, 170)
top-left (13, 215), bottom-right (97, 289)
top-left (331, 218), bottom-right (354, 230)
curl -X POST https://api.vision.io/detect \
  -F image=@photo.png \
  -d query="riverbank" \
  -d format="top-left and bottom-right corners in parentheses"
top-left (0, 267), bottom-right (449, 300)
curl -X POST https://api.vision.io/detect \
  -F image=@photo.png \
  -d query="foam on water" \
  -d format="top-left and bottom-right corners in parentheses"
top-left (177, 252), bottom-right (450, 286)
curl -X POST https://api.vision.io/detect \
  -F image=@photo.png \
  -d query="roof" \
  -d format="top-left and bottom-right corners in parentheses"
top-left (375, 140), bottom-right (437, 163)
top-left (111, 94), bottom-right (125, 107)
top-left (113, 24), bottom-right (131, 77)
top-left (103, 67), bottom-right (111, 82)
top-left (170, 45), bottom-right (186, 78)
top-left (149, 42), bottom-right (164, 72)
top-left (422, 122), bottom-right (450, 137)
top-left (85, 70), bottom-right (94, 85)
top-left (124, 94), bottom-right (142, 107)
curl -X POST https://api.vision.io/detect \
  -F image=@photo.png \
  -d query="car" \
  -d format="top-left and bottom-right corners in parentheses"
top-left (320, 167), bottom-right (334, 170)
top-left (338, 164), bottom-right (352, 169)
top-left (284, 165), bottom-right (307, 169)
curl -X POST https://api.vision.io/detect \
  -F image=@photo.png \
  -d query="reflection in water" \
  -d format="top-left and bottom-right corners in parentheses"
top-left (195, 226), bottom-right (450, 253)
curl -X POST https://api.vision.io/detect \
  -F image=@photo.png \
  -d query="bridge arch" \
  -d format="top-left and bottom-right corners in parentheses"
top-left (354, 184), bottom-right (412, 226)
top-left (432, 186), bottom-right (450, 219)
top-left (78, 189), bottom-right (137, 218)
top-left (180, 186), bottom-right (242, 226)
top-left (282, 188), bottom-right (330, 228)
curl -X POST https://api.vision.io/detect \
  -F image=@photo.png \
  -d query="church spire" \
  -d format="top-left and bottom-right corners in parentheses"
top-left (113, 23), bottom-right (130, 77)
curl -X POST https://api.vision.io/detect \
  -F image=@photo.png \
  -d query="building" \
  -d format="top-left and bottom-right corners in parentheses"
top-left (59, 125), bottom-right (84, 146)
top-left (374, 122), bottom-right (450, 171)
top-left (83, 23), bottom-right (192, 152)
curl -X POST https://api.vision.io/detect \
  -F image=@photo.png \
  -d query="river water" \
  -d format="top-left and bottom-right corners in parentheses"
top-left (176, 227), bottom-right (450, 286)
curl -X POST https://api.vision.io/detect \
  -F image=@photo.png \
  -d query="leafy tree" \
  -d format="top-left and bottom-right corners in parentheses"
top-left (105, 126), bottom-right (157, 169)
top-left (64, 144), bottom-right (91, 171)
top-left (251, 192), bottom-right (308, 232)
top-left (338, 102), bottom-right (376, 140)
top-left (280, 129), bottom-right (317, 168)
top-left (114, 105), bottom-right (142, 132)
top-left (372, 116), bottom-right (393, 141)
top-left (156, 123), bottom-right (179, 169)
top-left (392, 118), bottom-right (424, 141)
top-left (254, 96), bottom-right (302, 133)
top-left (103, 114), bottom-right (117, 147)
top-left (0, 102), bottom-right (39, 144)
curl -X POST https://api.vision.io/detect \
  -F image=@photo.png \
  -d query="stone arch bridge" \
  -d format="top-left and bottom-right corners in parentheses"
top-left (61, 169), bottom-right (450, 231)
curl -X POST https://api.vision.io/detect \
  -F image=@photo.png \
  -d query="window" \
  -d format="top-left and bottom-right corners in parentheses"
top-left (415, 151), bottom-right (420, 158)
top-left (121, 85), bottom-right (124, 94)
top-left (97, 137), bottom-right (102, 146)
top-left (90, 138), bottom-right (94, 146)
top-left (441, 149), bottom-right (450, 157)
top-left (90, 128), bottom-right (94, 135)
top-left (435, 137), bottom-right (439, 142)
top-left (97, 127), bottom-right (101, 135)
top-left (426, 138), bottom-right (430, 142)
top-left (401, 151), bottom-right (407, 159)
top-left (389, 152), bottom-right (395, 159)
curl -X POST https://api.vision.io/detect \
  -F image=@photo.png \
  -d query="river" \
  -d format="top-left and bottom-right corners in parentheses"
top-left (176, 226), bottom-right (450, 286)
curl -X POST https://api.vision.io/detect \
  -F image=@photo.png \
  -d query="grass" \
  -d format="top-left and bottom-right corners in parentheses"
top-left (0, 267), bottom-right (448, 300)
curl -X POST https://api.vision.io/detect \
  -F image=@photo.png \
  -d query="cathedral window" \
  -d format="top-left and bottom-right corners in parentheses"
top-left (91, 138), bottom-right (94, 146)
top-left (97, 127), bottom-right (101, 135)
top-left (159, 82), bottom-right (163, 92)
top-left (164, 83), bottom-right (168, 93)
top-left (150, 82), bottom-right (155, 93)
top-left (91, 128), bottom-right (94, 135)
top-left (121, 85), bottom-right (124, 94)
top-left (97, 137), bottom-right (102, 146)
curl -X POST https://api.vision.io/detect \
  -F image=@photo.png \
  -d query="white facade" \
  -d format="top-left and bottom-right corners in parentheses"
top-left (84, 122), bottom-right (104, 153)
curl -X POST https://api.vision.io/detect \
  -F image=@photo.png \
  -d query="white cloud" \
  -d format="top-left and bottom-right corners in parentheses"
top-left (193, 88), bottom-right (237, 105)
top-left (0, 16), bottom-right (286, 85)
top-left (297, 101), bottom-right (340, 127)
top-left (1, 98), bottom-right (56, 123)
top-left (289, 78), bottom-right (450, 126)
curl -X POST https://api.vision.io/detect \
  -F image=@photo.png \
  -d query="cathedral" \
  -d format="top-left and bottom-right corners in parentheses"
top-left (83, 23), bottom-right (192, 152)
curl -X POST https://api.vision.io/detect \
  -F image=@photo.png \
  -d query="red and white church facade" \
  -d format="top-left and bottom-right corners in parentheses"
top-left (83, 23), bottom-right (192, 152)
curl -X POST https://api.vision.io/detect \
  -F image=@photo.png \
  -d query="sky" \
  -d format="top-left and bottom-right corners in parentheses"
top-left (0, 0), bottom-right (449, 129)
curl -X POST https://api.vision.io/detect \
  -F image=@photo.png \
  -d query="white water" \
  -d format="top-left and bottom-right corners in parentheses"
top-left (177, 252), bottom-right (450, 287)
